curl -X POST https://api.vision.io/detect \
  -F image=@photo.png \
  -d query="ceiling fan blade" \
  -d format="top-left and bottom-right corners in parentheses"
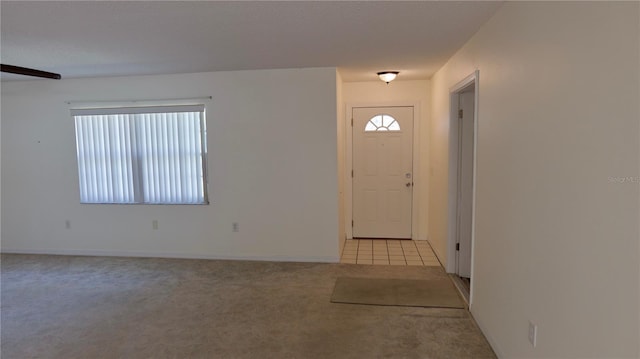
top-left (1, 64), bottom-right (61, 79)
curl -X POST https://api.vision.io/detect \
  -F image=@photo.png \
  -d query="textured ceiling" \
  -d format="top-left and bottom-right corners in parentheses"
top-left (1, 1), bottom-right (503, 82)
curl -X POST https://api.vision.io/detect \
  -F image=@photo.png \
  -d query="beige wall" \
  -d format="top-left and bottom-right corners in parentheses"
top-left (429, 2), bottom-right (639, 357)
top-left (2, 67), bottom-right (340, 262)
top-left (341, 80), bottom-right (430, 241)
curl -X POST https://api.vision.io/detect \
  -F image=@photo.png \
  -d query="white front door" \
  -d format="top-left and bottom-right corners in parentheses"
top-left (352, 106), bottom-right (413, 239)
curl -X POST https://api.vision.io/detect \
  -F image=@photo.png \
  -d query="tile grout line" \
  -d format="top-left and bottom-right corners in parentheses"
top-left (408, 241), bottom-right (416, 265)
top-left (400, 240), bottom-right (408, 265)
top-left (386, 240), bottom-right (390, 264)
top-left (406, 241), bottom-right (420, 265)
top-left (370, 240), bottom-right (374, 265)
top-left (409, 241), bottom-right (417, 265)
top-left (413, 241), bottom-right (425, 266)
top-left (371, 240), bottom-right (375, 265)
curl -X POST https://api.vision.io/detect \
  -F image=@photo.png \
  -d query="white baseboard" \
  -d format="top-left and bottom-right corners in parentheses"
top-left (0, 248), bottom-right (340, 264)
top-left (469, 306), bottom-right (505, 359)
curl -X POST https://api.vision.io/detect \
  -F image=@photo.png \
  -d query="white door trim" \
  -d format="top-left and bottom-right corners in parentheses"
top-left (345, 102), bottom-right (421, 240)
top-left (447, 70), bottom-right (479, 305)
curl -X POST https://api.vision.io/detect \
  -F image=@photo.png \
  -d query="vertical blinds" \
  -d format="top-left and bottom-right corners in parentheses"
top-left (72, 105), bottom-right (207, 204)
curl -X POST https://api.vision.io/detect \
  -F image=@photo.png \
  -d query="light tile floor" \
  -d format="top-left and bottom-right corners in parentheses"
top-left (340, 239), bottom-right (441, 266)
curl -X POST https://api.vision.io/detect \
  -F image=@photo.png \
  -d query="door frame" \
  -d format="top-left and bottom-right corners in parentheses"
top-left (447, 71), bottom-right (479, 302)
top-left (345, 102), bottom-right (421, 240)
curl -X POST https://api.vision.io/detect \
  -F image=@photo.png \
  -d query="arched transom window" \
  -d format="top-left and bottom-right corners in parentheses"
top-left (364, 114), bottom-right (400, 132)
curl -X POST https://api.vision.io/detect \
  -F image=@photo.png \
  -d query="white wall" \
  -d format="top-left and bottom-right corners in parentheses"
top-left (429, 2), bottom-right (639, 358)
top-left (342, 80), bottom-right (430, 241)
top-left (1, 67), bottom-right (340, 262)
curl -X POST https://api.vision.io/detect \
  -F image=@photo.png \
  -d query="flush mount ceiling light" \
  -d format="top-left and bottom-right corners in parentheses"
top-left (377, 71), bottom-right (399, 84)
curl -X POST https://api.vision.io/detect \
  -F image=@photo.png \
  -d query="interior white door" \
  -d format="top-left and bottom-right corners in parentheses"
top-left (352, 106), bottom-right (413, 239)
top-left (456, 91), bottom-right (475, 278)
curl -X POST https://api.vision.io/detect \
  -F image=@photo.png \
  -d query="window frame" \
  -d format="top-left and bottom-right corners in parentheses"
top-left (364, 114), bottom-right (402, 132)
top-left (71, 104), bottom-right (209, 205)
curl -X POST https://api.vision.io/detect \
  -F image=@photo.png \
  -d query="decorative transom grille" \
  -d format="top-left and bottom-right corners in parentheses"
top-left (364, 115), bottom-right (400, 132)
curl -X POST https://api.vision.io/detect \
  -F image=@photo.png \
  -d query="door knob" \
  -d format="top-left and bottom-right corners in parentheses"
top-left (406, 182), bottom-right (412, 187)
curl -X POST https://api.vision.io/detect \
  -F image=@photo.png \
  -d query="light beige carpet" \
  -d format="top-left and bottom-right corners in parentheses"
top-left (331, 277), bottom-right (466, 308)
top-left (2, 254), bottom-right (494, 359)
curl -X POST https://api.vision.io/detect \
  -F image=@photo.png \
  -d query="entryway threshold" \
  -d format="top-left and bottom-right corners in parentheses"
top-left (449, 274), bottom-right (470, 306)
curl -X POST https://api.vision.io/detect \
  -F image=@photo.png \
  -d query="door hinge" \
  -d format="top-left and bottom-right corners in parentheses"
top-left (458, 109), bottom-right (463, 119)
top-left (351, 170), bottom-right (354, 178)
top-left (351, 118), bottom-right (353, 126)
top-left (456, 243), bottom-right (460, 251)
top-left (351, 220), bottom-right (354, 227)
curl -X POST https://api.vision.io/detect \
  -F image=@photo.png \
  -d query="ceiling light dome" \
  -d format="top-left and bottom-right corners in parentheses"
top-left (377, 71), bottom-right (399, 84)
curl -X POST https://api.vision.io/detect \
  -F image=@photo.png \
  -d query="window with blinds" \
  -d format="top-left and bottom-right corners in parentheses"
top-left (72, 105), bottom-right (208, 204)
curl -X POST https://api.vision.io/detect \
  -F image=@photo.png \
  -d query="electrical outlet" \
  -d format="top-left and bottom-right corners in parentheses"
top-left (65, 220), bottom-right (71, 229)
top-left (232, 222), bottom-right (239, 232)
top-left (152, 220), bottom-right (158, 230)
top-left (528, 321), bottom-right (537, 347)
